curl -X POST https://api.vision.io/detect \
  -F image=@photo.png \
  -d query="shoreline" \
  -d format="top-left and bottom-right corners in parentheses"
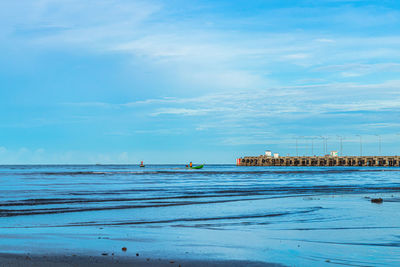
top-left (0, 253), bottom-right (284, 267)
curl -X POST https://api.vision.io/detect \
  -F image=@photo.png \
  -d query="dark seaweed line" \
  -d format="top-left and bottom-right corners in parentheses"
top-left (1, 185), bottom-right (399, 207)
top-left (68, 208), bottom-right (322, 227)
top-left (1, 207), bottom-right (323, 228)
top-left (3, 185), bottom-right (400, 208)
top-left (0, 193), bottom-right (271, 207)
top-left (0, 196), bottom-right (272, 217)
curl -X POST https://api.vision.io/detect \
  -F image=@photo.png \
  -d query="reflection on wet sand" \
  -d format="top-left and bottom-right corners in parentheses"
top-left (0, 165), bottom-right (399, 266)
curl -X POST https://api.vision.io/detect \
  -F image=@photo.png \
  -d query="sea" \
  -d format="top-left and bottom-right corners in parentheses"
top-left (0, 164), bottom-right (399, 266)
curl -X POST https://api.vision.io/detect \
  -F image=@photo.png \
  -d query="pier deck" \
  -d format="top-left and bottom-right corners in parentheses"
top-left (239, 156), bottom-right (400, 167)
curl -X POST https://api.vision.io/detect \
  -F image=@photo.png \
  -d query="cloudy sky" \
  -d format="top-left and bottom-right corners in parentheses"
top-left (1, 0), bottom-right (400, 164)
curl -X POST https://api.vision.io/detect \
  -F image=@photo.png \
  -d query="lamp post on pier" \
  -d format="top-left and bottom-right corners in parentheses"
top-left (319, 136), bottom-right (323, 155)
top-left (311, 137), bottom-right (316, 156)
top-left (320, 136), bottom-right (328, 156)
top-left (299, 136), bottom-right (305, 156)
top-left (396, 133), bottom-right (400, 156)
top-left (304, 136), bottom-right (314, 156)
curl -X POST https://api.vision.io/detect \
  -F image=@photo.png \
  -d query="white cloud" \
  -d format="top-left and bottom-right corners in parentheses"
top-left (4, 0), bottom-right (400, 94)
top-left (61, 80), bottom-right (400, 138)
top-left (2, 0), bottom-right (400, 159)
top-left (362, 123), bottom-right (400, 129)
top-left (315, 63), bottom-right (400, 77)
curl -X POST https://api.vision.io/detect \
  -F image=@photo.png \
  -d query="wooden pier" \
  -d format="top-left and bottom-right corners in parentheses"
top-left (238, 155), bottom-right (400, 167)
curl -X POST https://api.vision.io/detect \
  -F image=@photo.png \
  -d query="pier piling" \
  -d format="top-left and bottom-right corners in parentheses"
top-left (238, 155), bottom-right (400, 167)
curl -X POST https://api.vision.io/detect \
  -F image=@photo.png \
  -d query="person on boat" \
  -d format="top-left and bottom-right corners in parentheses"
top-left (189, 162), bottom-right (193, 168)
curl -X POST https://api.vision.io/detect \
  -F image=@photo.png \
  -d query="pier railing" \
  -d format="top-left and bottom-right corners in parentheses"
top-left (239, 156), bottom-right (400, 167)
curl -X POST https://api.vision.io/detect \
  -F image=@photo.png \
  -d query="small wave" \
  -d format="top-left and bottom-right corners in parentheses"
top-left (48, 207), bottom-right (323, 227)
top-left (0, 197), bottom-right (271, 217)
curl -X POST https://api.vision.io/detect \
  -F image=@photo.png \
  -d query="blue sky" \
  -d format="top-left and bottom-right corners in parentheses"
top-left (1, 0), bottom-right (400, 164)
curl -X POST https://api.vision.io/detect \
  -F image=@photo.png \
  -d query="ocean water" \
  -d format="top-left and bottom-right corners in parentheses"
top-left (0, 164), bottom-right (400, 266)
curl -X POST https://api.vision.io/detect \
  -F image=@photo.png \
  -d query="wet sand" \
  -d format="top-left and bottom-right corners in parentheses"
top-left (0, 253), bottom-right (283, 267)
top-left (1, 165), bottom-right (400, 266)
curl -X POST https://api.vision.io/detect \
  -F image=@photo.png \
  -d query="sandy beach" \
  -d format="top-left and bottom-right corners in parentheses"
top-left (0, 253), bottom-right (283, 267)
top-left (1, 165), bottom-right (400, 266)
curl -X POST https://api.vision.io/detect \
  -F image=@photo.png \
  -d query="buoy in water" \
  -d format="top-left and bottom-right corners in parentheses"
top-left (140, 161), bottom-right (145, 167)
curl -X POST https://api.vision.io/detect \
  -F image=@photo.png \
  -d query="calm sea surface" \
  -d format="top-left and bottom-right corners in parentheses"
top-left (0, 164), bottom-right (400, 266)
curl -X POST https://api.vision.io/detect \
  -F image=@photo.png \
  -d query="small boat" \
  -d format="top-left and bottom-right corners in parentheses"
top-left (187, 164), bottom-right (204, 169)
top-left (140, 161), bottom-right (145, 167)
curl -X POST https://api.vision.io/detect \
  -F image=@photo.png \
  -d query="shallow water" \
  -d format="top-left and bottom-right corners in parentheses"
top-left (0, 164), bottom-right (400, 266)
